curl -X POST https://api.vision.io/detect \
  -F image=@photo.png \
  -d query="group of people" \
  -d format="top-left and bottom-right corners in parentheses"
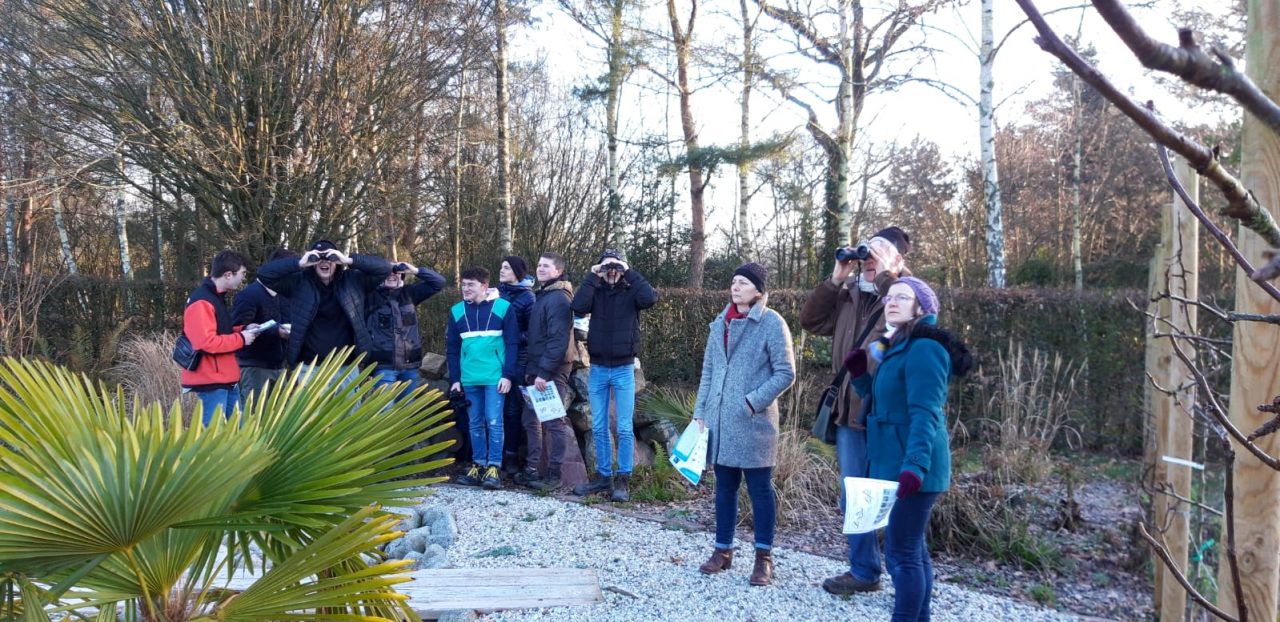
top-left (180, 229), bottom-right (969, 619)
top-left (178, 242), bottom-right (446, 427)
top-left (687, 228), bottom-right (970, 620)
top-left (178, 242), bottom-right (658, 502)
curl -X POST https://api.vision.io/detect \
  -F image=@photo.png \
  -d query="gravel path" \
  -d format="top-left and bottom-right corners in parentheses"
top-left (424, 486), bottom-right (1083, 622)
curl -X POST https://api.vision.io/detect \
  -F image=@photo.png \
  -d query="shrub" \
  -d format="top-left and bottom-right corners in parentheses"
top-left (974, 341), bottom-right (1083, 483)
top-left (107, 331), bottom-right (196, 417)
top-left (38, 280), bottom-right (1149, 452)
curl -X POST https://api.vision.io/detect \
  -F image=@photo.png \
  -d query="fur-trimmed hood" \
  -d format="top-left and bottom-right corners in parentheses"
top-left (909, 321), bottom-right (974, 379)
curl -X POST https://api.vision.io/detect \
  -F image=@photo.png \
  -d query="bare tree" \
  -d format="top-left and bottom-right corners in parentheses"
top-left (1014, 0), bottom-right (1280, 619)
top-left (753, 0), bottom-right (943, 257)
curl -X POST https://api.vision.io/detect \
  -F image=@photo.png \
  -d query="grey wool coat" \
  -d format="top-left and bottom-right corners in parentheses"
top-left (694, 294), bottom-right (797, 469)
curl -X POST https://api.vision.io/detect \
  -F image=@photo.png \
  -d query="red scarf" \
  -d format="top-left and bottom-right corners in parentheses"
top-left (724, 304), bottom-right (749, 349)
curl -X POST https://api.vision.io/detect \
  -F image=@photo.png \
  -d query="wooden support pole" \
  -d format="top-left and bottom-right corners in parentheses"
top-left (1218, 2), bottom-right (1280, 617)
top-left (1153, 157), bottom-right (1198, 621)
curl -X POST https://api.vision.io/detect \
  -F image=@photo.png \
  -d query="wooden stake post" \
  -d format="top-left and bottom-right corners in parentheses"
top-left (1148, 157), bottom-right (1198, 621)
top-left (1219, 3), bottom-right (1280, 615)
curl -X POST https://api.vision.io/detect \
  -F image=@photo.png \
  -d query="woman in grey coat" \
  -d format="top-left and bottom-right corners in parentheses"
top-left (694, 262), bottom-right (796, 586)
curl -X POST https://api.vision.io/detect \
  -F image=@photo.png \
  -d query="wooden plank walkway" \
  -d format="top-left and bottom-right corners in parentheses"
top-left (223, 566), bottom-right (603, 615)
top-left (402, 568), bottom-right (603, 614)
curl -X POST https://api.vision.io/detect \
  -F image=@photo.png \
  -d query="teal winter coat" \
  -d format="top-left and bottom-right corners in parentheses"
top-left (852, 315), bottom-right (972, 493)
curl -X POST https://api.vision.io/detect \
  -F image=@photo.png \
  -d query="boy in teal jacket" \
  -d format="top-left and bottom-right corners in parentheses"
top-left (447, 267), bottom-right (520, 489)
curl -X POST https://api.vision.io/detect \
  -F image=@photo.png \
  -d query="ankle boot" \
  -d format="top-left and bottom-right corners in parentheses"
top-left (698, 548), bottom-right (733, 575)
top-left (748, 549), bottom-right (773, 586)
top-left (537, 467), bottom-right (562, 492)
top-left (609, 474), bottom-right (630, 502)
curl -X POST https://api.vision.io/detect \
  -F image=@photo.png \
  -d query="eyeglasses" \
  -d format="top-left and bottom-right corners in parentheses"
top-left (884, 293), bottom-right (916, 304)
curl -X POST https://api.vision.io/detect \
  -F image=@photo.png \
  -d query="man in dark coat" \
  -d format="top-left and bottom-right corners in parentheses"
top-left (569, 249), bottom-right (657, 501)
top-left (799, 226), bottom-right (911, 595)
top-left (512, 252), bottom-right (577, 492)
top-left (231, 247), bottom-right (298, 404)
top-left (256, 240), bottom-right (392, 377)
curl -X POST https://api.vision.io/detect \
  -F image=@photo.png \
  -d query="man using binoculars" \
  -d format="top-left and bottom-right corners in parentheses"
top-left (257, 239), bottom-right (393, 377)
top-left (569, 249), bottom-right (657, 502)
top-left (799, 226), bottom-right (911, 596)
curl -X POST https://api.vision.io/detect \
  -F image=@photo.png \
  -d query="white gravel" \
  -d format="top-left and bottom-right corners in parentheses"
top-left (419, 486), bottom-right (1082, 622)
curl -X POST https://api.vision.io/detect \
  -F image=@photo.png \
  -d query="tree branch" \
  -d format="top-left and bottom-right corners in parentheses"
top-left (1157, 145), bottom-right (1280, 300)
top-left (1091, 0), bottom-right (1280, 136)
top-left (1137, 521), bottom-right (1239, 622)
top-left (1013, 0), bottom-right (1280, 249)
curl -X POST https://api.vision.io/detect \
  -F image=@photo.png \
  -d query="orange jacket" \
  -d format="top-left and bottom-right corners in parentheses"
top-left (180, 279), bottom-right (246, 389)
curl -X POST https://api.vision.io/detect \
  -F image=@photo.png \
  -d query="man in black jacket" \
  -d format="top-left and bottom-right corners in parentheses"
top-left (569, 249), bottom-right (657, 501)
top-left (513, 252), bottom-right (577, 491)
top-left (256, 240), bottom-right (392, 381)
top-left (232, 247), bottom-right (297, 404)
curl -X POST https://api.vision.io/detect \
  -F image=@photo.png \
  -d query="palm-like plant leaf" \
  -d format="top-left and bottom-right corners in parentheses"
top-left (0, 360), bottom-right (271, 579)
top-left (214, 507), bottom-right (418, 622)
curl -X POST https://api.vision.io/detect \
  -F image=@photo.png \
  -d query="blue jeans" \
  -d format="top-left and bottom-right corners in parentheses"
top-left (297, 363), bottom-right (360, 392)
top-left (373, 367), bottom-right (420, 400)
top-left (885, 492), bottom-right (940, 622)
top-left (194, 385), bottom-right (240, 427)
top-left (838, 424), bottom-right (883, 582)
top-left (713, 464), bottom-right (776, 550)
top-left (465, 385), bottom-right (504, 466)
top-left (587, 363), bottom-right (635, 476)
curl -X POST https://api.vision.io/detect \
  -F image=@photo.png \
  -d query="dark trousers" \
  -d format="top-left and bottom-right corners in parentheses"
top-left (885, 492), bottom-right (940, 622)
top-left (502, 389), bottom-right (527, 471)
top-left (713, 464), bottom-right (776, 550)
top-left (521, 374), bottom-right (574, 474)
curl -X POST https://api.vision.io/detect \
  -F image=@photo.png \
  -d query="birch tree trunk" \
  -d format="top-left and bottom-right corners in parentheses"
top-left (1070, 73), bottom-right (1083, 290)
top-left (980, 0), bottom-right (1006, 288)
top-left (834, 0), bottom-right (855, 245)
top-left (1218, 1), bottom-right (1280, 616)
top-left (604, 0), bottom-right (626, 241)
top-left (452, 67), bottom-right (467, 285)
top-left (3, 192), bottom-right (14, 270)
top-left (666, 0), bottom-right (707, 288)
top-left (152, 173), bottom-right (164, 280)
top-left (115, 156), bottom-right (133, 280)
top-left (736, 0), bottom-right (755, 257)
top-left (495, 0), bottom-right (513, 254)
top-left (52, 190), bottom-right (77, 275)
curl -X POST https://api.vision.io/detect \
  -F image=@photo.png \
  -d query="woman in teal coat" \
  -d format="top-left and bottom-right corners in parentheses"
top-left (846, 276), bottom-right (971, 622)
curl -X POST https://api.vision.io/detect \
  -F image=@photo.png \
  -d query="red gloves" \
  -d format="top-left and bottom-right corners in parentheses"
top-left (896, 470), bottom-right (922, 499)
top-left (844, 348), bottom-right (869, 378)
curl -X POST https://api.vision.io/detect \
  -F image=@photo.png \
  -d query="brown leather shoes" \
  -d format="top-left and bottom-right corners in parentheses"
top-left (699, 548), bottom-right (733, 574)
top-left (749, 549), bottom-right (774, 586)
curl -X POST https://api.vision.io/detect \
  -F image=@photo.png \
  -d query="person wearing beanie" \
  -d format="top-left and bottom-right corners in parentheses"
top-left (570, 248), bottom-right (658, 502)
top-left (843, 276), bottom-right (973, 622)
top-left (497, 256), bottom-right (537, 475)
top-left (799, 226), bottom-right (912, 596)
top-left (695, 263), bottom-right (795, 587)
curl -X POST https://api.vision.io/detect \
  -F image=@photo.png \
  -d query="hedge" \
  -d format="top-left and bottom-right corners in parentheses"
top-left (35, 278), bottom-right (1147, 452)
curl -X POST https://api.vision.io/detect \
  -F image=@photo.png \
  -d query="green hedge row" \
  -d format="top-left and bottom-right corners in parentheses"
top-left (36, 278), bottom-right (1146, 452)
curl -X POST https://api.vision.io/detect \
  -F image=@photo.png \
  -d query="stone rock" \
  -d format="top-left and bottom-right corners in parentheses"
top-left (435, 611), bottom-right (477, 622)
top-left (570, 368), bottom-right (590, 401)
top-left (633, 439), bottom-right (657, 467)
top-left (421, 543), bottom-right (448, 568)
top-left (636, 418), bottom-right (680, 454)
top-left (633, 358), bottom-right (646, 393)
top-left (419, 353), bottom-right (449, 380)
top-left (425, 513), bottom-right (457, 549)
top-left (567, 400), bottom-right (592, 434)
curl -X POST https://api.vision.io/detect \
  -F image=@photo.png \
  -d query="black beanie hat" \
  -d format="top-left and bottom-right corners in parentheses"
top-left (871, 226), bottom-right (911, 255)
top-left (503, 255), bottom-right (528, 282)
top-left (734, 262), bottom-right (768, 293)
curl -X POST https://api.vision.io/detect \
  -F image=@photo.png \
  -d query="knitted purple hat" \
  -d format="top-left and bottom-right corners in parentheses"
top-left (893, 276), bottom-right (939, 315)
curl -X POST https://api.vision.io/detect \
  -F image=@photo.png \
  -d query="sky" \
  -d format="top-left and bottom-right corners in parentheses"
top-left (509, 0), bottom-right (1235, 244)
